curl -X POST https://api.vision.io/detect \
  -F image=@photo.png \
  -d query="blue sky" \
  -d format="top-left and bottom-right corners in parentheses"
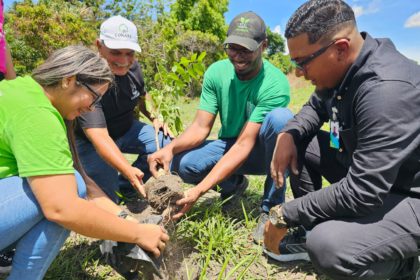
top-left (3, 0), bottom-right (420, 62)
top-left (226, 0), bottom-right (420, 63)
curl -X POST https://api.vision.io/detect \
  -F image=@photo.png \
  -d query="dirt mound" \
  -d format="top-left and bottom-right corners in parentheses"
top-left (144, 174), bottom-right (184, 214)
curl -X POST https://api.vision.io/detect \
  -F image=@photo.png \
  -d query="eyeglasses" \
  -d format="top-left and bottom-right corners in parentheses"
top-left (224, 42), bottom-right (262, 56)
top-left (291, 39), bottom-right (338, 70)
top-left (76, 81), bottom-right (102, 109)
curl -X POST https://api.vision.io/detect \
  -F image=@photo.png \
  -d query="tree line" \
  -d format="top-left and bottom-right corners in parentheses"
top-left (4, 0), bottom-right (293, 132)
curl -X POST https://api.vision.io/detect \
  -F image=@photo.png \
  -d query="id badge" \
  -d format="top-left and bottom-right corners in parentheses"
top-left (330, 120), bottom-right (340, 149)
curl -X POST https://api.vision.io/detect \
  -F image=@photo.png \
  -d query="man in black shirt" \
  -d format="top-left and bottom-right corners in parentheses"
top-left (265, 1), bottom-right (420, 279)
top-left (75, 16), bottom-right (171, 202)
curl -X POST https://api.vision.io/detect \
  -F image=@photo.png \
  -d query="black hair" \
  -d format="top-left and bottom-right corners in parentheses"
top-left (285, 0), bottom-right (356, 44)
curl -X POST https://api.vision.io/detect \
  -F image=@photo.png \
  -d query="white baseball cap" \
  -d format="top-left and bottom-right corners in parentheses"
top-left (99, 15), bottom-right (141, 52)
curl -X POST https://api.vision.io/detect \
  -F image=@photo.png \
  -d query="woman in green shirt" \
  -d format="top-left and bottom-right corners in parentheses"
top-left (0, 45), bottom-right (168, 280)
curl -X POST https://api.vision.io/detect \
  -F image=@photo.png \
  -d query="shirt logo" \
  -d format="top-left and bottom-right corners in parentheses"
top-left (131, 88), bottom-right (140, 100)
top-left (246, 101), bottom-right (255, 118)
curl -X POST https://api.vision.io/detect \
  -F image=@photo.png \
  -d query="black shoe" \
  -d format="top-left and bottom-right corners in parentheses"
top-left (0, 250), bottom-right (14, 274)
top-left (264, 226), bottom-right (310, 262)
top-left (221, 176), bottom-right (249, 212)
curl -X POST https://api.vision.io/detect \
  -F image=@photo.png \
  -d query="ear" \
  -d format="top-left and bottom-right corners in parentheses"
top-left (61, 76), bottom-right (77, 89)
top-left (261, 39), bottom-right (269, 51)
top-left (335, 39), bottom-right (350, 61)
top-left (96, 39), bottom-right (105, 55)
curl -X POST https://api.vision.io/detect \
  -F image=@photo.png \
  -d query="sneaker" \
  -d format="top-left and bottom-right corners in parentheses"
top-left (264, 226), bottom-right (310, 262)
top-left (252, 212), bottom-right (269, 244)
top-left (0, 250), bottom-right (14, 274)
top-left (221, 176), bottom-right (249, 212)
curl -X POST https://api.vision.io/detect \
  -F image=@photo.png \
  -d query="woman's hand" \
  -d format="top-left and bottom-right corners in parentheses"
top-left (135, 224), bottom-right (169, 257)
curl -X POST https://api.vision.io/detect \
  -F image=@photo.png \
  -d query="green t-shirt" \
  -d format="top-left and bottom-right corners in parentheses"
top-left (199, 59), bottom-right (290, 138)
top-left (0, 76), bottom-right (73, 178)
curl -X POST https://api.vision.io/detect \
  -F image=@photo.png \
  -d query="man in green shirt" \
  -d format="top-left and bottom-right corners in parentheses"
top-left (148, 11), bottom-right (292, 228)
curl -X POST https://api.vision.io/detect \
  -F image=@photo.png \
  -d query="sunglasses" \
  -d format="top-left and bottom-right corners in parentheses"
top-left (224, 42), bottom-right (263, 56)
top-left (76, 81), bottom-right (102, 109)
top-left (291, 39), bottom-right (338, 70)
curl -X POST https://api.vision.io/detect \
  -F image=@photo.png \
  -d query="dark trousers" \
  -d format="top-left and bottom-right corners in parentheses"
top-left (291, 131), bottom-right (420, 280)
top-left (290, 130), bottom-right (347, 198)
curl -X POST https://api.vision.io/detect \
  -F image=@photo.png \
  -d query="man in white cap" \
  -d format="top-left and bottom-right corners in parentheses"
top-left (75, 15), bottom-right (171, 202)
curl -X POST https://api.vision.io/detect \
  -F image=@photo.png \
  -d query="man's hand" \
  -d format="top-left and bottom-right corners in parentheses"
top-left (263, 221), bottom-right (288, 255)
top-left (152, 118), bottom-right (174, 138)
top-left (148, 147), bottom-right (173, 178)
top-left (270, 132), bottom-right (299, 188)
top-left (172, 186), bottom-right (205, 220)
top-left (124, 166), bottom-right (146, 197)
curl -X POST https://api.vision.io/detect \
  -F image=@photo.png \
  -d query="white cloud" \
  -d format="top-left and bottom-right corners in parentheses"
top-left (352, 6), bottom-right (365, 17)
top-left (352, 0), bottom-right (381, 17)
top-left (272, 25), bottom-right (281, 35)
top-left (404, 11), bottom-right (420, 28)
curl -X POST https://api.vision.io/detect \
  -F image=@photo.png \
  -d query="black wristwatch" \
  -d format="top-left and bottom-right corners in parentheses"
top-left (117, 210), bottom-right (129, 219)
top-left (269, 205), bottom-right (287, 228)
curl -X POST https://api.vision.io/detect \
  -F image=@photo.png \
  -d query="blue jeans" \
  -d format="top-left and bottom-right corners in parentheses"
top-left (171, 108), bottom-right (294, 212)
top-left (0, 171), bottom-right (86, 280)
top-left (76, 120), bottom-right (171, 202)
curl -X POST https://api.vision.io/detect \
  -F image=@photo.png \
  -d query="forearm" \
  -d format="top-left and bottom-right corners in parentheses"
top-left (58, 198), bottom-right (143, 242)
top-left (90, 135), bottom-right (134, 176)
top-left (196, 122), bottom-right (259, 192)
top-left (197, 142), bottom-right (252, 193)
top-left (4, 43), bottom-right (16, 80)
top-left (167, 123), bottom-right (209, 155)
top-left (138, 94), bottom-right (154, 122)
top-left (282, 94), bottom-right (327, 143)
top-left (86, 179), bottom-right (123, 215)
top-left (29, 175), bottom-right (142, 243)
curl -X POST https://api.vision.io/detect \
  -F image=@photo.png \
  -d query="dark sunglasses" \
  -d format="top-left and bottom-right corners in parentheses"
top-left (224, 42), bottom-right (263, 56)
top-left (291, 39), bottom-right (338, 70)
top-left (76, 81), bottom-right (102, 109)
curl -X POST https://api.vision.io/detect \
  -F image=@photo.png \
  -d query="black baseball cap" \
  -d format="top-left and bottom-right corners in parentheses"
top-left (224, 11), bottom-right (267, 51)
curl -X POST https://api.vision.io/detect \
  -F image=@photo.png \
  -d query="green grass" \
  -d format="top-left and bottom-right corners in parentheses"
top-left (1, 76), bottom-right (333, 280)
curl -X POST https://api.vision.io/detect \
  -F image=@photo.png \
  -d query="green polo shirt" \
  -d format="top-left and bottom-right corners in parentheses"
top-left (199, 59), bottom-right (290, 138)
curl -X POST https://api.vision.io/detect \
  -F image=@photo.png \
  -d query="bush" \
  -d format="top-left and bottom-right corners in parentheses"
top-left (267, 52), bottom-right (293, 75)
top-left (5, 1), bottom-right (97, 75)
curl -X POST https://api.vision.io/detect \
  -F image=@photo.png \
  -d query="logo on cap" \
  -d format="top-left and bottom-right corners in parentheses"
top-left (236, 17), bottom-right (250, 33)
top-left (114, 24), bottom-right (131, 39)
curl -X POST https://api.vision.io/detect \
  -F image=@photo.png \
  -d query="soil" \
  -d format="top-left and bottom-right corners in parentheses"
top-left (122, 173), bottom-right (184, 225)
top-left (144, 174), bottom-right (184, 222)
top-left (118, 173), bottom-right (187, 279)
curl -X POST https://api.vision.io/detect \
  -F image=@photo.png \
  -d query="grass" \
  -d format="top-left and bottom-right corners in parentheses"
top-left (1, 75), bottom-right (332, 280)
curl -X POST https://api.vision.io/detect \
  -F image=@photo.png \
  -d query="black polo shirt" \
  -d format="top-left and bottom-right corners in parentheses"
top-left (75, 61), bottom-right (146, 140)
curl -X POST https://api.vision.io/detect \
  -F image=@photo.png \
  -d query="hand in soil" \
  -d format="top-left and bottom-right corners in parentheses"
top-left (136, 224), bottom-right (170, 257)
top-left (172, 186), bottom-right (204, 220)
top-left (125, 166), bottom-right (146, 197)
